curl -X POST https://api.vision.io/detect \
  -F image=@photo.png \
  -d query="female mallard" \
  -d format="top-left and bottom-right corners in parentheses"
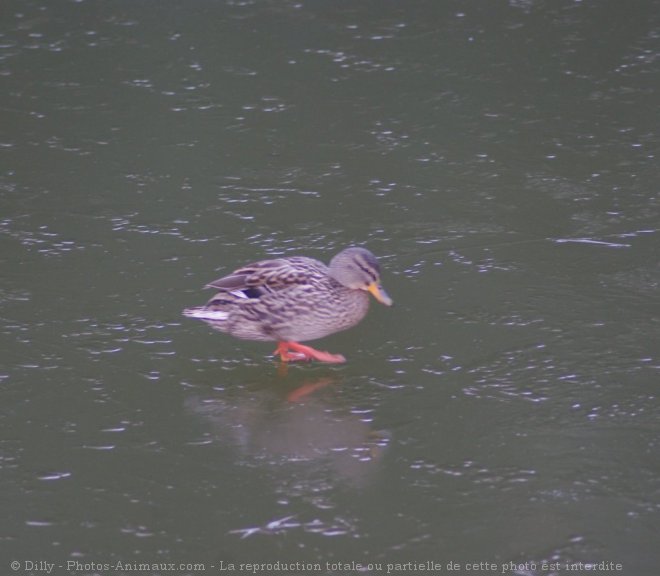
top-left (183, 247), bottom-right (392, 363)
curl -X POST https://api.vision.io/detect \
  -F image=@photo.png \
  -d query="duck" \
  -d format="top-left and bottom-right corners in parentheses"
top-left (183, 247), bottom-right (392, 363)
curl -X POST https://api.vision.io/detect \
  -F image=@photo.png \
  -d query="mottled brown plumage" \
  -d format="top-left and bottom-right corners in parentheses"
top-left (183, 247), bottom-right (392, 363)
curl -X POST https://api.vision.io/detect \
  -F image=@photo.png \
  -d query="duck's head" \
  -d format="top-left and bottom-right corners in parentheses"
top-left (329, 247), bottom-right (393, 306)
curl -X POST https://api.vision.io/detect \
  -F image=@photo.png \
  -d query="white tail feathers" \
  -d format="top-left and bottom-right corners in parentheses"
top-left (183, 308), bottom-right (229, 321)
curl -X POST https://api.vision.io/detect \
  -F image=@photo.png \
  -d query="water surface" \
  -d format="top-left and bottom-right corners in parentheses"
top-left (2, 1), bottom-right (659, 575)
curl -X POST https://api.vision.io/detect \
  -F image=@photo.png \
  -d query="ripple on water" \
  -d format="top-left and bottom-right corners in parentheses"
top-left (229, 514), bottom-right (357, 539)
top-left (110, 214), bottom-right (212, 244)
top-left (0, 219), bottom-right (89, 257)
top-left (460, 343), bottom-right (554, 404)
top-left (66, 315), bottom-right (178, 359)
top-left (408, 457), bottom-right (537, 495)
top-left (25, 520), bottom-right (55, 527)
top-left (37, 471), bottom-right (72, 481)
top-left (305, 47), bottom-right (399, 75)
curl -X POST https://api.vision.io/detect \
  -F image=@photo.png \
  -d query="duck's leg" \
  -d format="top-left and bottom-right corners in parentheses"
top-left (274, 341), bottom-right (346, 364)
top-left (288, 342), bottom-right (346, 363)
top-left (274, 341), bottom-right (308, 362)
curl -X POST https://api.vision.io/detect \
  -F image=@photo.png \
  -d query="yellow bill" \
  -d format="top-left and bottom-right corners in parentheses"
top-left (367, 282), bottom-right (393, 306)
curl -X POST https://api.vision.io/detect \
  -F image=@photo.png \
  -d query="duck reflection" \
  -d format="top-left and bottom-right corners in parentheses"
top-left (184, 374), bottom-right (389, 487)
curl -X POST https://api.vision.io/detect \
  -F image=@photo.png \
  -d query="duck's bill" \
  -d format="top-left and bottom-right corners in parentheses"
top-left (367, 282), bottom-right (393, 306)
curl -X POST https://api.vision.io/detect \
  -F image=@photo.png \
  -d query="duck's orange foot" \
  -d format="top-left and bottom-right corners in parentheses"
top-left (274, 341), bottom-right (346, 364)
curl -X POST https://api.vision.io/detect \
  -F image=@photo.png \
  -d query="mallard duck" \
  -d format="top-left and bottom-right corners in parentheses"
top-left (183, 247), bottom-right (392, 363)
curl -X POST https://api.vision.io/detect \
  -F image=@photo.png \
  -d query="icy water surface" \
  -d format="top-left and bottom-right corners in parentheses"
top-left (2, 1), bottom-right (659, 575)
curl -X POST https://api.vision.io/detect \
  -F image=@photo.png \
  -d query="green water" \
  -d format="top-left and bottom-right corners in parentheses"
top-left (2, 1), bottom-right (659, 575)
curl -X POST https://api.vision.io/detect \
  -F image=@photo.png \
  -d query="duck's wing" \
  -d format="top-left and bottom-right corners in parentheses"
top-left (204, 257), bottom-right (326, 298)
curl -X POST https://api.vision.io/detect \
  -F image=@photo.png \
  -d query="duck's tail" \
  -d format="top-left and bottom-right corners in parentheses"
top-left (182, 307), bottom-right (229, 321)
